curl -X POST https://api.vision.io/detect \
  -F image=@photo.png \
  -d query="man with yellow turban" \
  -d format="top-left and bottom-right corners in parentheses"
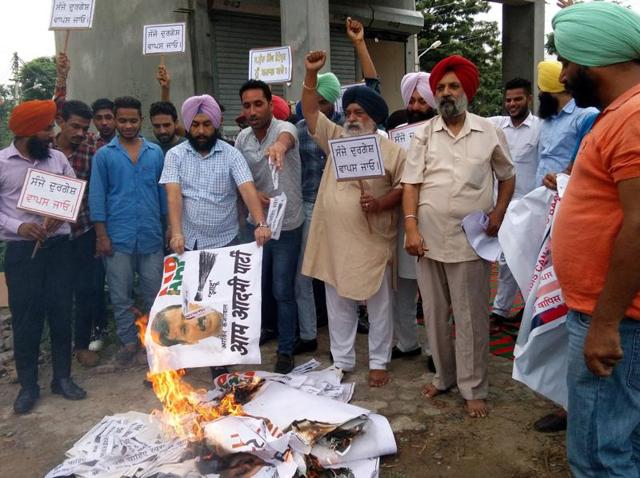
top-left (550, 2), bottom-right (640, 476)
top-left (402, 55), bottom-right (515, 418)
top-left (1, 100), bottom-right (88, 414)
top-left (535, 60), bottom-right (598, 187)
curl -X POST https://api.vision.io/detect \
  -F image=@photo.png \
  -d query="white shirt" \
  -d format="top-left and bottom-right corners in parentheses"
top-left (490, 113), bottom-right (541, 198)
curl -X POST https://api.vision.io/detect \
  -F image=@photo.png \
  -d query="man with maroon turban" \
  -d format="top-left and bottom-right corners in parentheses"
top-left (402, 55), bottom-right (515, 417)
top-left (0, 100), bottom-right (88, 414)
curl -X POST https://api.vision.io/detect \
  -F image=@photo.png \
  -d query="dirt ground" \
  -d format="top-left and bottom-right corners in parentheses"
top-left (0, 329), bottom-right (570, 478)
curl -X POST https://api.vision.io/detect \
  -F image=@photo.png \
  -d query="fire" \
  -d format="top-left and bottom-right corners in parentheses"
top-left (135, 315), bottom-right (245, 441)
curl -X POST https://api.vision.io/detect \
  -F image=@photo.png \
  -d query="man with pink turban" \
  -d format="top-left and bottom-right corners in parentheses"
top-left (161, 93), bottom-right (270, 253)
top-left (402, 55), bottom-right (515, 418)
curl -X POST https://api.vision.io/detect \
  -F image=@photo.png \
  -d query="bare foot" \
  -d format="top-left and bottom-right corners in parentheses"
top-left (421, 383), bottom-right (446, 398)
top-left (368, 369), bottom-right (390, 387)
top-left (467, 399), bottom-right (488, 418)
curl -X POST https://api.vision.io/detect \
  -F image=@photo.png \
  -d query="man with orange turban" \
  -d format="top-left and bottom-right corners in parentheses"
top-left (402, 55), bottom-right (515, 418)
top-left (1, 100), bottom-right (87, 414)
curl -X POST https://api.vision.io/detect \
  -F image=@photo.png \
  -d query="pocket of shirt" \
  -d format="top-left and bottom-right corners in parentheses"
top-left (460, 158), bottom-right (490, 190)
top-left (141, 166), bottom-right (159, 187)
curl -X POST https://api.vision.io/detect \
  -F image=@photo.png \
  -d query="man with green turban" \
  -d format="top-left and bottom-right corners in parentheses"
top-left (550, 2), bottom-right (640, 476)
top-left (293, 17), bottom-right (381, 355)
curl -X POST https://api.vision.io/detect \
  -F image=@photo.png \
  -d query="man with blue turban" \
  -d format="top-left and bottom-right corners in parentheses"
top-left (550, 2), bottom-right (640, 476)
top-left (293, 17), bottom-right (381, 356)
top-left (300, 49), bottom-right (406, 388)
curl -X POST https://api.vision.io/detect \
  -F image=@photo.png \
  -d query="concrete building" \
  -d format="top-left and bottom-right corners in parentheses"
top-left (56, 0), bottom-right (544, 136)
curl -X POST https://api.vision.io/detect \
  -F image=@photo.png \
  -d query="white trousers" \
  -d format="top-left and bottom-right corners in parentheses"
top-left (392, 277), bottom-right (420, 352)
top-left (325, 266), bottom-right (393, 371)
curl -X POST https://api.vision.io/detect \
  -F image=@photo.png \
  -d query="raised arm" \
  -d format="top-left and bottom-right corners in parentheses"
top-left (346, 17), bottom-right (378, 80)
top-left (301, 51), bottom-right (327, 136)
top-left (157, 65), bottom-right (171, 102)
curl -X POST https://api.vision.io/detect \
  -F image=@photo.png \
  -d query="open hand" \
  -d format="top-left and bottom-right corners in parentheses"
top-left (265, 141), bottom-right (286, 171)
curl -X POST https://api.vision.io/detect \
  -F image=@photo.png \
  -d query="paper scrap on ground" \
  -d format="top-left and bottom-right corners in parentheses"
top-left (462, 211), bottom-right (502, 261)
top-left (47, 359), bottom-right (394, 478)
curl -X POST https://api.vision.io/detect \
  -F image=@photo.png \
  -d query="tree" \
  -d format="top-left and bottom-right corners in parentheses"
top-left (0, 84), bottom-right (16, 148)
top-left (17, 56), bottom-right (57, 101)
top-left (416, 0), bottom-right (503, 117)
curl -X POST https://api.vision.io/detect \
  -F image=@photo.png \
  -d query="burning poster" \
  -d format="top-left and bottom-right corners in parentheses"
top-left (146, 242), bottom-right (263, 373)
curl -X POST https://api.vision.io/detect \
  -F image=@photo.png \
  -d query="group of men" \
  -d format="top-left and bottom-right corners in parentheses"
top-left (1, 3), bottom-right (639, 476)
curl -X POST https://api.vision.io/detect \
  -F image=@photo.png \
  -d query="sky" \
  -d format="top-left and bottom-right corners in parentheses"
top-left (1, 1), bottom-right (639, 85)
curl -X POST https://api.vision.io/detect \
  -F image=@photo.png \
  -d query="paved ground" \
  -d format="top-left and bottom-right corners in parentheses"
top-left (0, 327), bottom-right (570, 478)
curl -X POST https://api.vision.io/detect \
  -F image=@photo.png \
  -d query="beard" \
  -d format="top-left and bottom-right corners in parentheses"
top-left (156, 133), bottom-right (175, 145)
top-left (435, 94), bottom-right (468, 120)
top-left (186, 132), bottom-right (217, 153)
top-left (407, 108), bottom-right (435, 124)
top-left (565, 67), bottom-right (601, 109)
top-left (538, 92), bottom-right (560, 120)
top-left (343, 117), bottom-right (376, 137)
top-left (26, 136), bottom-right (50, 160)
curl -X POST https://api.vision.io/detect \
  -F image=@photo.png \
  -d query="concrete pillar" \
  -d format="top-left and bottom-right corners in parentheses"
top-left (502, 0), bottom-right (545, 101)
top-left (279, 0), bottom-right (331, 102)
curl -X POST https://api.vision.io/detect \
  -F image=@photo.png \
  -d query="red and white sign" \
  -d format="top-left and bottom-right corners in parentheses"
top-left (17, 168), bottom-right (86, 222)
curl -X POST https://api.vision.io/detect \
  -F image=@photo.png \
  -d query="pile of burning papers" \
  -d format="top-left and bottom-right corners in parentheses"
top-left (46, 360), bottom-right (396, 478)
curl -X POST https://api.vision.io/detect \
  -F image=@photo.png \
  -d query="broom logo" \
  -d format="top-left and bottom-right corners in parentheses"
top-left (194, 251), bottom-right (217, 302)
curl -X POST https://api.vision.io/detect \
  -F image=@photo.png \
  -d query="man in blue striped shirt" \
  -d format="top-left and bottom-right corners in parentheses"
top-left (89, 96), bottom-right (167, 368)
top-left (161, 94), bottom-right (270, 253)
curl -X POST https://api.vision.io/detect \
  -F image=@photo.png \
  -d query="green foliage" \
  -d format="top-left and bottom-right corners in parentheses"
top-left (417, 0), bottom-right (503, 116)
top-left (0, 84), bottom-right (16, 148)
top-left (17, 56), bottom-right (57, 101)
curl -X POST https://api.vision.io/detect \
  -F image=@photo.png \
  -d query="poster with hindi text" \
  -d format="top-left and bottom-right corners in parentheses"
top-left (49, 0), bottom-right (95, 30)
top-left (143, 23), bottom-right (186, 55)
top-left (17, 168), bottom-right (86, 222)
top-left (389, 120), bottom-right (429, 151)
top-left (145, 242), bottom-right (262, 373)
top-left (249, 46), bottom-right (292, 84)
top-left (329, 134), bottom-right (385, 182)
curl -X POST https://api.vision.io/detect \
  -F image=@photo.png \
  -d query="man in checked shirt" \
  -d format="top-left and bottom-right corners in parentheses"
top-left (52, 99), bottom-right (105, 368)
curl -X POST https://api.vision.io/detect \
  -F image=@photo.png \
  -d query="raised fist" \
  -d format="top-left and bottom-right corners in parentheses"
top-left (305, 51), bottom-right (326, 72)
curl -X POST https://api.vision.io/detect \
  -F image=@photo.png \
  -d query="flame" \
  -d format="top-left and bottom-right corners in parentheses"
top-left (135, 315), bottom-right (245, 441)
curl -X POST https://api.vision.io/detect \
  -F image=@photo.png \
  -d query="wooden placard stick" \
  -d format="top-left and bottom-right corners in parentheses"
top-left (63, 30), bottom-right (71, 54)
top-left (358, 180), bottom-right (372, 234)
top-left (160, 53), bottom-right (165, 67)
top-left (31, 217), bottom-right (50, 259)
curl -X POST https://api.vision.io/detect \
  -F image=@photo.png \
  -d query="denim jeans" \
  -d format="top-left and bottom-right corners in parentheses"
top-left (295, 201), bottom-right (317, 341)
top-left (250, 224), bottom-right (302, 355)
top-left (104, 250), bottom-right (164, 345)
top-left (566, 310), bottom-right (640, 477)
top-left (70, 228), bottom-right (107, 349)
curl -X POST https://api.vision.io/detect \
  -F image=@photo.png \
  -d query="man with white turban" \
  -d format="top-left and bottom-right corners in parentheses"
top-left (550, 2), bottom-right (640, 475)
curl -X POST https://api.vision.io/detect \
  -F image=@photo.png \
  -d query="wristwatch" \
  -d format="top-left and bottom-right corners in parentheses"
top-left (257, 222), bottom-right (270, 229)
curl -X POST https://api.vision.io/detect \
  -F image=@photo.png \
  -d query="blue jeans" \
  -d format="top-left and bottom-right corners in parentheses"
top-left (250, 224), bottom-right (302, 355)
top-left (104, 250), bottom-right (164, 346)
top-left (295, 201), bottom-right (317, 340)
top-left (566, 310), bottom-right (640, 477)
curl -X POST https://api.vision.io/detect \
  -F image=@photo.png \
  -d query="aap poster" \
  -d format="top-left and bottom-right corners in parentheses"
top-left (145, 242), bottom-right (263, 373)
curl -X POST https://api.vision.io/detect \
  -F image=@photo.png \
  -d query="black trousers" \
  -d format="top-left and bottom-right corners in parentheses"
top-left (5, 237), bottom-right (73, 390)
top-left (70, 228), bottom-right (106, 349)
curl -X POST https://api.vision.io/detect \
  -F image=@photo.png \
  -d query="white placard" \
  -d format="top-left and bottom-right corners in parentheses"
top-left (329, 134), bottom-right (385, 182)
top-left (388, 120), bottom-right (429, 151)
top-left (249, 46), bottom-right (292, 84)
top-left (266, 192), bottom-right (287, 240)
top-left (49, 0), bottom-right (95, 30)
top-left (143, 23), bottom-right (186, 55)
top-left (145, 243), bottom-right (263, 373)
top-left (17, 168), bottom-right (86, 222)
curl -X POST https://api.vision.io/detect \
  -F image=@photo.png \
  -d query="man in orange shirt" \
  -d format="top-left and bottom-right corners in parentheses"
top-left (551, 3), bottom-right (640, 476)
